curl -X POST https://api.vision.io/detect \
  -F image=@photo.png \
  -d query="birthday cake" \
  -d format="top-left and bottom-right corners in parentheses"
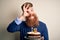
top-left (26, 28), bottom-right (41, 40)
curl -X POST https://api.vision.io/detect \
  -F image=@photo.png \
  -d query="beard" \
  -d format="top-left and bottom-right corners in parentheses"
top-left (25, 13), bottom-right (39, 27)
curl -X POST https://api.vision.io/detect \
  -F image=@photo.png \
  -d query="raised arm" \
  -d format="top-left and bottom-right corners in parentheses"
top-left (7, 4), bottom-right (32, 33)
top-left (7, 17), bottom-right (22, 33)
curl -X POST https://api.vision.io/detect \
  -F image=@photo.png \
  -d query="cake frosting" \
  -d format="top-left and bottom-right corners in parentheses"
top-left (27, 32), bottom-right (40, 35)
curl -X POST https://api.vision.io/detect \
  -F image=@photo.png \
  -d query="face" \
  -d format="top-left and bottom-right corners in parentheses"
top-left (24, 4), bottom-right (39, 27)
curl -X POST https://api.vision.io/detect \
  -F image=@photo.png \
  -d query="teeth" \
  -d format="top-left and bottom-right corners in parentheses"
top-left (31, 16), bottom-right (34, 19)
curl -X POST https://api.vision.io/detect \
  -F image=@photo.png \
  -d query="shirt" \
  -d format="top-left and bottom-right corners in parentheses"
top-left (7, 17), bottom-right (49, 40)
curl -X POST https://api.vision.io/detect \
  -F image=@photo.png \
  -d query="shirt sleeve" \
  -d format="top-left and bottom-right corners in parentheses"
top-left (15, 17), bottom-right (22, 25)
top-left (7, 17), bottom-right (23, 32)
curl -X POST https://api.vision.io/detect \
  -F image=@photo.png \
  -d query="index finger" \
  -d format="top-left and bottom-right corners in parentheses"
top-left (26, 4), bottom-right (29, 9)
top-left (23, 4), bottom-right (26, 9)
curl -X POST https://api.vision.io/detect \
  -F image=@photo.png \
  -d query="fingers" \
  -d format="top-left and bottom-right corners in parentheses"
top-left (23, 4), bottom-right (26, 10)
top-left (23, 4), bottom-right (29, 10)
top-left (41, 36), bottom-right (44, 40)
top-left (26, 4), bottom-right (29, 9)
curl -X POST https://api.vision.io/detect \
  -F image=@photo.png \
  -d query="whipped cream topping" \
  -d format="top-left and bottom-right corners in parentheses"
top-left (27, 32), bottom-right (40, 34)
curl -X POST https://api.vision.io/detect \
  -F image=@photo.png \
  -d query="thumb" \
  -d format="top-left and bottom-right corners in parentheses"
top-left (41, 36), bottom-right (44, 40)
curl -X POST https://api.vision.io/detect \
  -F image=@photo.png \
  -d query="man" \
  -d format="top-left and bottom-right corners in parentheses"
top-left (7, 2), bottom-right (49, 40)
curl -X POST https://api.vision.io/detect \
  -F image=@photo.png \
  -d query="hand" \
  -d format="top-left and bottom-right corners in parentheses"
top-left (23, 4), bottom-right (30, 17)
top-left (18, 4), bottom-right (30, 21)
top-left (23, 4), bottom-right (29, 12)
top-left (41, 36), bottom-right (44, 40)
top-left (23, 4), bottom-right (35, 17)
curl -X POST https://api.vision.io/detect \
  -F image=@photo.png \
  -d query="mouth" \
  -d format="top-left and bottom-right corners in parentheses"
top-left (30, 16), bottom-right (34, 19)
top-left (29, 16), bottom-right (34, 20)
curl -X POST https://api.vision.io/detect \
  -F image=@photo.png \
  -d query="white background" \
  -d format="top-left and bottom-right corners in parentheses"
top-left (0, 0), bottom-right (60, 40)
